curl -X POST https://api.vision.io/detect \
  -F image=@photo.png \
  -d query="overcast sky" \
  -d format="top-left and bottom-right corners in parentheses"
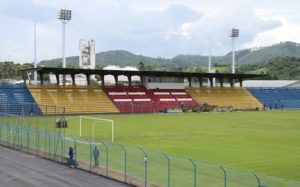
top-left (0, 0), bottom-right (300, 63)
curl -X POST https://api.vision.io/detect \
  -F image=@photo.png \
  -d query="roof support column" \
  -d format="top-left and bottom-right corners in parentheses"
top-left (55, 73), bottom-right (60, 85)
top-left (198, 77), bottom-right (203, 87)
top-left (71, 74), bottom-right (75, 86)
top-left (128, 75), bottom-right (132, 87)
top-left (39, 72), bottom-right (44, 85)
top-left (229, 78), bottom-right (234, 87)
top-left (220, 77), bottom-right (224, 87)
top-left (114, 75), bottom-right (119, 86)
top-left (209, 77), bottom-right (214, 87)
top-left (140, 76), bottom-right (144, 86)
top-left (100, 74), bottom-right (105, 87)
top-left (187, 77), bottom-right (192, 88)
top-left (23, 73), bottom-right (26, 84)
top-left (86, 74), bottom-right (90, 86)
top-left (239, 78), bottom-right (243, 87)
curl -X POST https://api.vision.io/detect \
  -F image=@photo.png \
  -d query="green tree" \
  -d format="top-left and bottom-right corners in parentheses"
top-left (137, 61), bottom-right (145, 71)
top-left (95, 64), bottom-right (102, 69)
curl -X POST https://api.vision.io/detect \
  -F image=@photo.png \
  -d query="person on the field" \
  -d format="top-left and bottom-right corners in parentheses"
top-left (93, 146), bottom-right (100, 167)
top-left (181, 102), bottom-right (184, 111)
top-left (56, 118), bottom-right (60, 128)
top-left (69, 146), bottom-right (75, 167)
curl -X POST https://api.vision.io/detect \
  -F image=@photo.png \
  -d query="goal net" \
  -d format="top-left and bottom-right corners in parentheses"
top-left (79, 116), bottom-right (114, 143)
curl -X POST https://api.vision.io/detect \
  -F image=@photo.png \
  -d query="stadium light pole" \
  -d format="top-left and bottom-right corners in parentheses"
top-left (58, 9), bottom-right (72, 85)
top-left (34, 22), bottom-right (37, 85)
top-left (208, 37), bottom-right (212, 86)
top-left (208, 37), bottom-right (212, 73)
top-left (229, 28), bottom-right (239, 74)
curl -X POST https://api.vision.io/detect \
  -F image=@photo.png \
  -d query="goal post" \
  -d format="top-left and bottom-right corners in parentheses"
top-left (79, 116), bottom-right (114, 143)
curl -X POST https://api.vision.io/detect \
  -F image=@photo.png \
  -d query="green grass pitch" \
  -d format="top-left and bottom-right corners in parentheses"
top-left (45, 110), bottom-right (300, 182)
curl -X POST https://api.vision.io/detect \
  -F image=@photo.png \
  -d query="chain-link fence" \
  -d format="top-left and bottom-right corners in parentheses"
top-left (0, 101), bottom-right (66, 164)
top-left (0, 112), bottom-right (299, 187)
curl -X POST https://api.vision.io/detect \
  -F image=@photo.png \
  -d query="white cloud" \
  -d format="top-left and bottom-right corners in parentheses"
top-left (0, 0), bottom-right (299, 63)
top-left (0, 15), bottom-right (34, 63)
top-left (245, 17), bottom-right (300, 48)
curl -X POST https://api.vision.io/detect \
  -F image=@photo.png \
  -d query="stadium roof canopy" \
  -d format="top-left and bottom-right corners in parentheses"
top-left (20, 67), bottom-right (265, 87)
top-left (243, 80), bottom-right (300, 88)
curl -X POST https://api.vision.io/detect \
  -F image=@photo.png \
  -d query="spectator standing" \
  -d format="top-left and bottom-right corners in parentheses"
top-left (69, 146), bottom-right (75, 168)
top-left (93, 146), bottom-right (100, 167)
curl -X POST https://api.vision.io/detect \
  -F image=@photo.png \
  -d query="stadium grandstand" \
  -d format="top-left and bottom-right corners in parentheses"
top-left (244, 80), bottom-right (300, 109)
top-left (9, 66), bottom-right (269, 115)
top-left (0, 84), bottom-right (42, 115)
top-left (27, 85), bottom-right (118, 114)
top-left (0, 67), bottom-right (296, 115)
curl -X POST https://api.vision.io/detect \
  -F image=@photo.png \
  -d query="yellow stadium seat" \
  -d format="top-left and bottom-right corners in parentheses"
top-left (27, 85), bottom-right (119, 114)
top-left (186, 87), bottom-right (263, 110)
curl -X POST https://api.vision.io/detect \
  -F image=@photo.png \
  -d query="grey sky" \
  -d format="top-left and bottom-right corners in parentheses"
top-left (0, 0), bottom-right (299, 63)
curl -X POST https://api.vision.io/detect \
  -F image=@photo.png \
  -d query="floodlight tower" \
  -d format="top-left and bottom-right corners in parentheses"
top-left (208, 38), bottom-right (212, 73)
top-left (208, 38), bottom-right (212, 86)
top-left (58, 9), bottom-right (72, 85)
top-left (229, 28), bottom-right (239, 74)
top-left (34, 23), bottom-right (37, 85)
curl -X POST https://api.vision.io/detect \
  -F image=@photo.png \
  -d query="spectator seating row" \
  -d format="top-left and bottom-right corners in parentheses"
top-left (103, 86), bottom-right (199, 113)
top-left (8, 84), bottom-right (294, 114)
top-left (103, 86), bottom-right (154, 113)
top-left (149, 89), bottom-right (198, 111)
top-left (187, 87), bottom-right (263, 110)
top-left (27, 85), bottom-right (119, 114)
top-left (0, 84), bottom-right (41, 115)
top-left (247, 87), bottom-right (300, 109)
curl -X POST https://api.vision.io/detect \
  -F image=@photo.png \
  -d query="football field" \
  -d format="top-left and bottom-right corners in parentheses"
top-left (62, 110), bottom-right (300, 182)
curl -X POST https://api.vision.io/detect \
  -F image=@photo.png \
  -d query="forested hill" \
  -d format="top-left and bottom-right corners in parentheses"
top-left (173, 41), bottom-right (300, 66)
top-left (38, 41), bottom-right (300, 68)
top-left (238, 56), bottom-right (300, 80)
top-left (39, 50), bottom-right (172, 69)
top-left (1, 57), bottom-right (300, 80)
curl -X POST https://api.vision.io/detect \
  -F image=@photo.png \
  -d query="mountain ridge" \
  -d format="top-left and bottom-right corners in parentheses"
top-left (39, 41), bottom-right (300, 68)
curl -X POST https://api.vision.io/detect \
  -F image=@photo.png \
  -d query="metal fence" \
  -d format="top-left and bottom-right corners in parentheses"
top-left (0, 114), bottom-right (299, 187)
